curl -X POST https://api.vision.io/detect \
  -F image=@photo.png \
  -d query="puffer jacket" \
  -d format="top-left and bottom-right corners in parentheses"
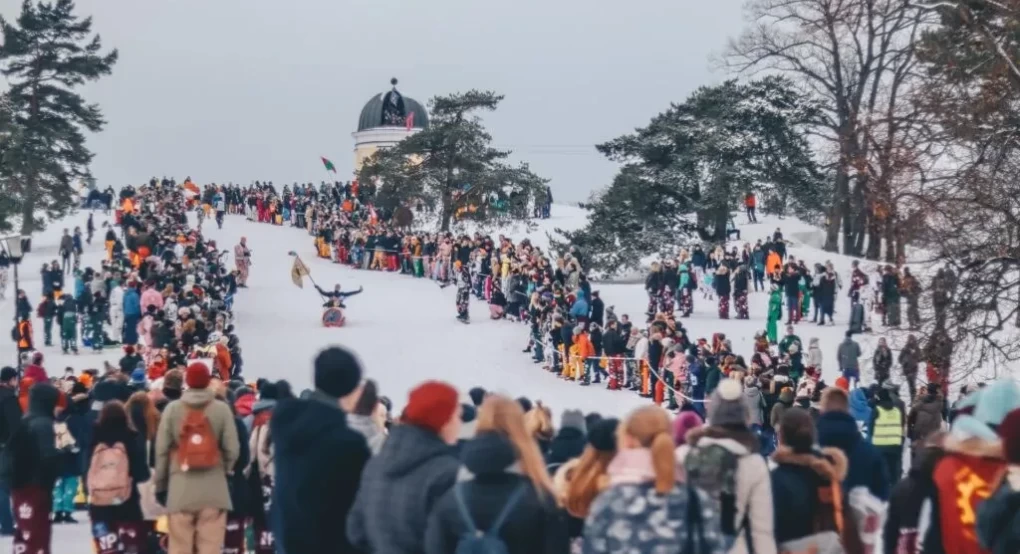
top-left (769, 389), bottom-right (795, 428)
top-left (424, 432), bottom-right (568, 554)
top-left (348, 423), bottom-right (460, 554)
top-left (584, 448), bottom-right (725, 553)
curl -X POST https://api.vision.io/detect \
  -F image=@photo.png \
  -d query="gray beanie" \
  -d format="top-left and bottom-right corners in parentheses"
top-left (560, 409), bottom-right (587, 434)
top-left (708, 380), bottom-right (749, 427)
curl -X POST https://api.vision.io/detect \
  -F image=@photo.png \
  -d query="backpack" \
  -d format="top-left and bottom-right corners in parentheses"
top-left (453, 482), bottom-right (526, 554)
top-left (87, 442), bottom-right (132, 506)
top-left (176, 405), bottom-right (220, 472)
top-left (684, 442), bottom-right (741, 536)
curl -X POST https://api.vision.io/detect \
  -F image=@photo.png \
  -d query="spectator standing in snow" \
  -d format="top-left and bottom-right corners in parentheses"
top-left (424, 395), bottom-right (568, 554)
top-left (154, 362), bottom-right (240, 554)
top-left (837, 332), bottom-right (862, 387)
top-left (271, 347), bottom-right (370, 554)
top-left (872, 337), bottom-right (893, 387)
top-left (816, 387), bottom-right (890, 502)
top-left (347, 380), bottom-right (462, 554)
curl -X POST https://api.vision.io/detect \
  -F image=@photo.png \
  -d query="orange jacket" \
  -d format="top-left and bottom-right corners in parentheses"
top-left (574, 332), bottom-right (595, 360)
top-left (214, 344), bottom-right (232, 381)
top-left (766, 252), bottom-right (782, 274)
top-left (744, 193), bottom-right (756, 208)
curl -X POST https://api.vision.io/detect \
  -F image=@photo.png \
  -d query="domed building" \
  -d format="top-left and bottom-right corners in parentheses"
top-left (352, 78), bottom-right (429, 171)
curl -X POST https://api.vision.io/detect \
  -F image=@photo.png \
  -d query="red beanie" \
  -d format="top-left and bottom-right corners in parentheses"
top-left (402, 381), bottom-right (459, 434)
top-left (1000, 408), bottom-right (1020, 465)
top-left (185, 362), bottom-right (211, 390)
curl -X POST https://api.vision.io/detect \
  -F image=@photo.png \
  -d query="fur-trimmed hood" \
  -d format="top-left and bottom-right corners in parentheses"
top-left (771, 447), bottom-right (848, 482)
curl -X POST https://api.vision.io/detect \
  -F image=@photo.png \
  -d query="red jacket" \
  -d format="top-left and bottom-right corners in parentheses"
top-left (23, 364), bottom-right (47, 383)
top-left (929, 442), bottom-right (1005, 554)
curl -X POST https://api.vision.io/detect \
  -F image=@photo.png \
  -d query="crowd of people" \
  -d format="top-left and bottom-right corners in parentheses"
top-left (0, 179), bottom-right (1016, 554)
top-left (1, 182), bottom-right (253, 553)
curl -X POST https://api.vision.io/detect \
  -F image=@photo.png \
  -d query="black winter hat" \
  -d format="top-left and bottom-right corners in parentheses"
top-left (259, 382), bottom-right (279, 401)
top-left (313, 346), bottom-right (362, 399)
top-left (0, 366), bottom-right (17, 383)
top-left (468, 387), bottom-right (487, 407)
top-left (587, 418), bottom-right (619, 452)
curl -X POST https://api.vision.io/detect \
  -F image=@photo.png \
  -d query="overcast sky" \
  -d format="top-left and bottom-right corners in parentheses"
top-left (1, 0), bottom-right (745, 202)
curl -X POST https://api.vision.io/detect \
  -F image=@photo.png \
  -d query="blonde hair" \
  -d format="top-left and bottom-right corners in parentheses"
top-left (619, 406), bottom-right (675, 494)
top-left (562, 445), bottom-right (615, 518)
top-left (524, 402), bottom-right (554, 442)
top-left (477, 396), bottom-right (554, 494)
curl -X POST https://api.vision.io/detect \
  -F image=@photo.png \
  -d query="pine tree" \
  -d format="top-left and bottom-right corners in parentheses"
top-left (0, 0), bottom-right (117, 236)
top-left (358, 90), bottom-right (548, 231)
top-left (554, 77), bottom-right (825, 274)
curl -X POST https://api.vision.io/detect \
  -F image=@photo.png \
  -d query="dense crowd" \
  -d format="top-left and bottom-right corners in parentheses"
top-left (0, 179), bottom-right (1017, 554)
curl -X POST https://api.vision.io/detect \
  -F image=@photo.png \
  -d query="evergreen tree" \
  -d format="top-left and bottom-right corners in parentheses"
top-left (358, 90), bottom-right (548, 231)
top-left (553, 77), bottom-right (825, 274)
top-left (0, 0), bottom-right (117, 235)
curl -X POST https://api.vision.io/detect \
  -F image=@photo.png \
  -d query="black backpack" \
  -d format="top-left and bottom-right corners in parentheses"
top-left (453, 482), bottom-right (526, 554)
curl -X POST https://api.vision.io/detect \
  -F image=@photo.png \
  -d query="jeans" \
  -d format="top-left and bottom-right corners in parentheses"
top-left (0, 478), bottom-right (13, 533)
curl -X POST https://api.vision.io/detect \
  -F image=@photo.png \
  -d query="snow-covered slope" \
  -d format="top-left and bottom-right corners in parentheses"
top-left (3, 204), bottom-right (1008, 551)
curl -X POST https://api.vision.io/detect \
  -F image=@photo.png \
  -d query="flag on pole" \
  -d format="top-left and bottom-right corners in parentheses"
top-left (405, 112), bottom-right (415, 131)
top-left (291, 255), bottom-right (311, 288)
top-left (321, 156), bottom-right (337, 173)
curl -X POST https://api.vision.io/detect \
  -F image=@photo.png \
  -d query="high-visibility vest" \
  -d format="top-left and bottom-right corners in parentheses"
top-left (872, 406), bottom-right (903, 446)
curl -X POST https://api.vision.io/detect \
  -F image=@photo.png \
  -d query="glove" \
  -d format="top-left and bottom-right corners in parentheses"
top-left (155, 490), bottom-right (168, 507)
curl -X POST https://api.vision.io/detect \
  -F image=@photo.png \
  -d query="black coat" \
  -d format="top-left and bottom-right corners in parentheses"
top-left (347, 424), bottom-right (460, 554)
top-left (424, 432), bottom-right (569, 554)
top-left (56, 396), bottom-right (89, 477)
top-left (602, 328), bottom-right (625, 356)
top-left (0, 385), bottom-right (22, 447)
top-left (5, 383), bottom-right (60, 489)
top-left (228, 416), bottom-right (251, 517)
top-left (589, 297), bottom-right (605, 327)
top-left (544, 427), bottom-right (586, 469)
top-left (271, 393), bottom-right (370, 554)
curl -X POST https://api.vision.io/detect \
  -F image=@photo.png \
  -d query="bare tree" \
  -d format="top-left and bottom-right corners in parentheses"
top-left (724, 0), bottom-right (934, 257)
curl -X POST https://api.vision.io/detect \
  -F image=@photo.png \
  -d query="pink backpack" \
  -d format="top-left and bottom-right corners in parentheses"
top-left (87, 442), bottom-right (132, 506)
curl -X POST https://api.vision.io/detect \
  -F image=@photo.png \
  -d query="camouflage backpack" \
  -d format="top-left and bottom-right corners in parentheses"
top-left (684, 442), bottom-right (741, 537)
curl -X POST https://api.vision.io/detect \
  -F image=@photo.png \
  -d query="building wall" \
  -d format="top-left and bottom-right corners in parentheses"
top-left (352, 127), bottom-right (420, 172)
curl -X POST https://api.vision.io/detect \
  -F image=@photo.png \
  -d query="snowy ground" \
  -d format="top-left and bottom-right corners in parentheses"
top-left (0, 205), bottom-right (969, 551)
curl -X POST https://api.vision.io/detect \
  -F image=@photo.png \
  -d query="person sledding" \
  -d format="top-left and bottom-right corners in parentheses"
top-left (314, 283), bottom-right (363, 309)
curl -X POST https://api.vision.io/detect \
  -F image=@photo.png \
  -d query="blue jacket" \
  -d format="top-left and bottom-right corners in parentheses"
top-left (816, 411), bottom-right (890, 500)
top-left (569, 297), bottom-right (589, 319)
top-left (123, 288), bottom-right (141, 317)
top-left (848, 388), bottom-right (872, 439)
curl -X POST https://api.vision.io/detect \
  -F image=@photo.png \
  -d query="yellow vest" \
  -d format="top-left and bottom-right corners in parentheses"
top-left (872, 406), bottom-right (903, 446)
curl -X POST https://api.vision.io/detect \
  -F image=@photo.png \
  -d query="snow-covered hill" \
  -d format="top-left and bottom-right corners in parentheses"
top-left (2, 204), bottom-right (1011, 551)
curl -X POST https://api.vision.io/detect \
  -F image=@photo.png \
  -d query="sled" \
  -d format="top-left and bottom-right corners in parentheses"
top-left (322, 307), bottom-right (346, 327)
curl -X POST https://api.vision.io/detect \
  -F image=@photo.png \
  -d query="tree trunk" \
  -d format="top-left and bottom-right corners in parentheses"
top-left (866, 209), bottom-right (882, 261)
top-left (439, 192), bottom-right (453, 232)
top-left (825, 170), bottom-right (849, 252)
top-left (884, 216), bottom-right (897, 264)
